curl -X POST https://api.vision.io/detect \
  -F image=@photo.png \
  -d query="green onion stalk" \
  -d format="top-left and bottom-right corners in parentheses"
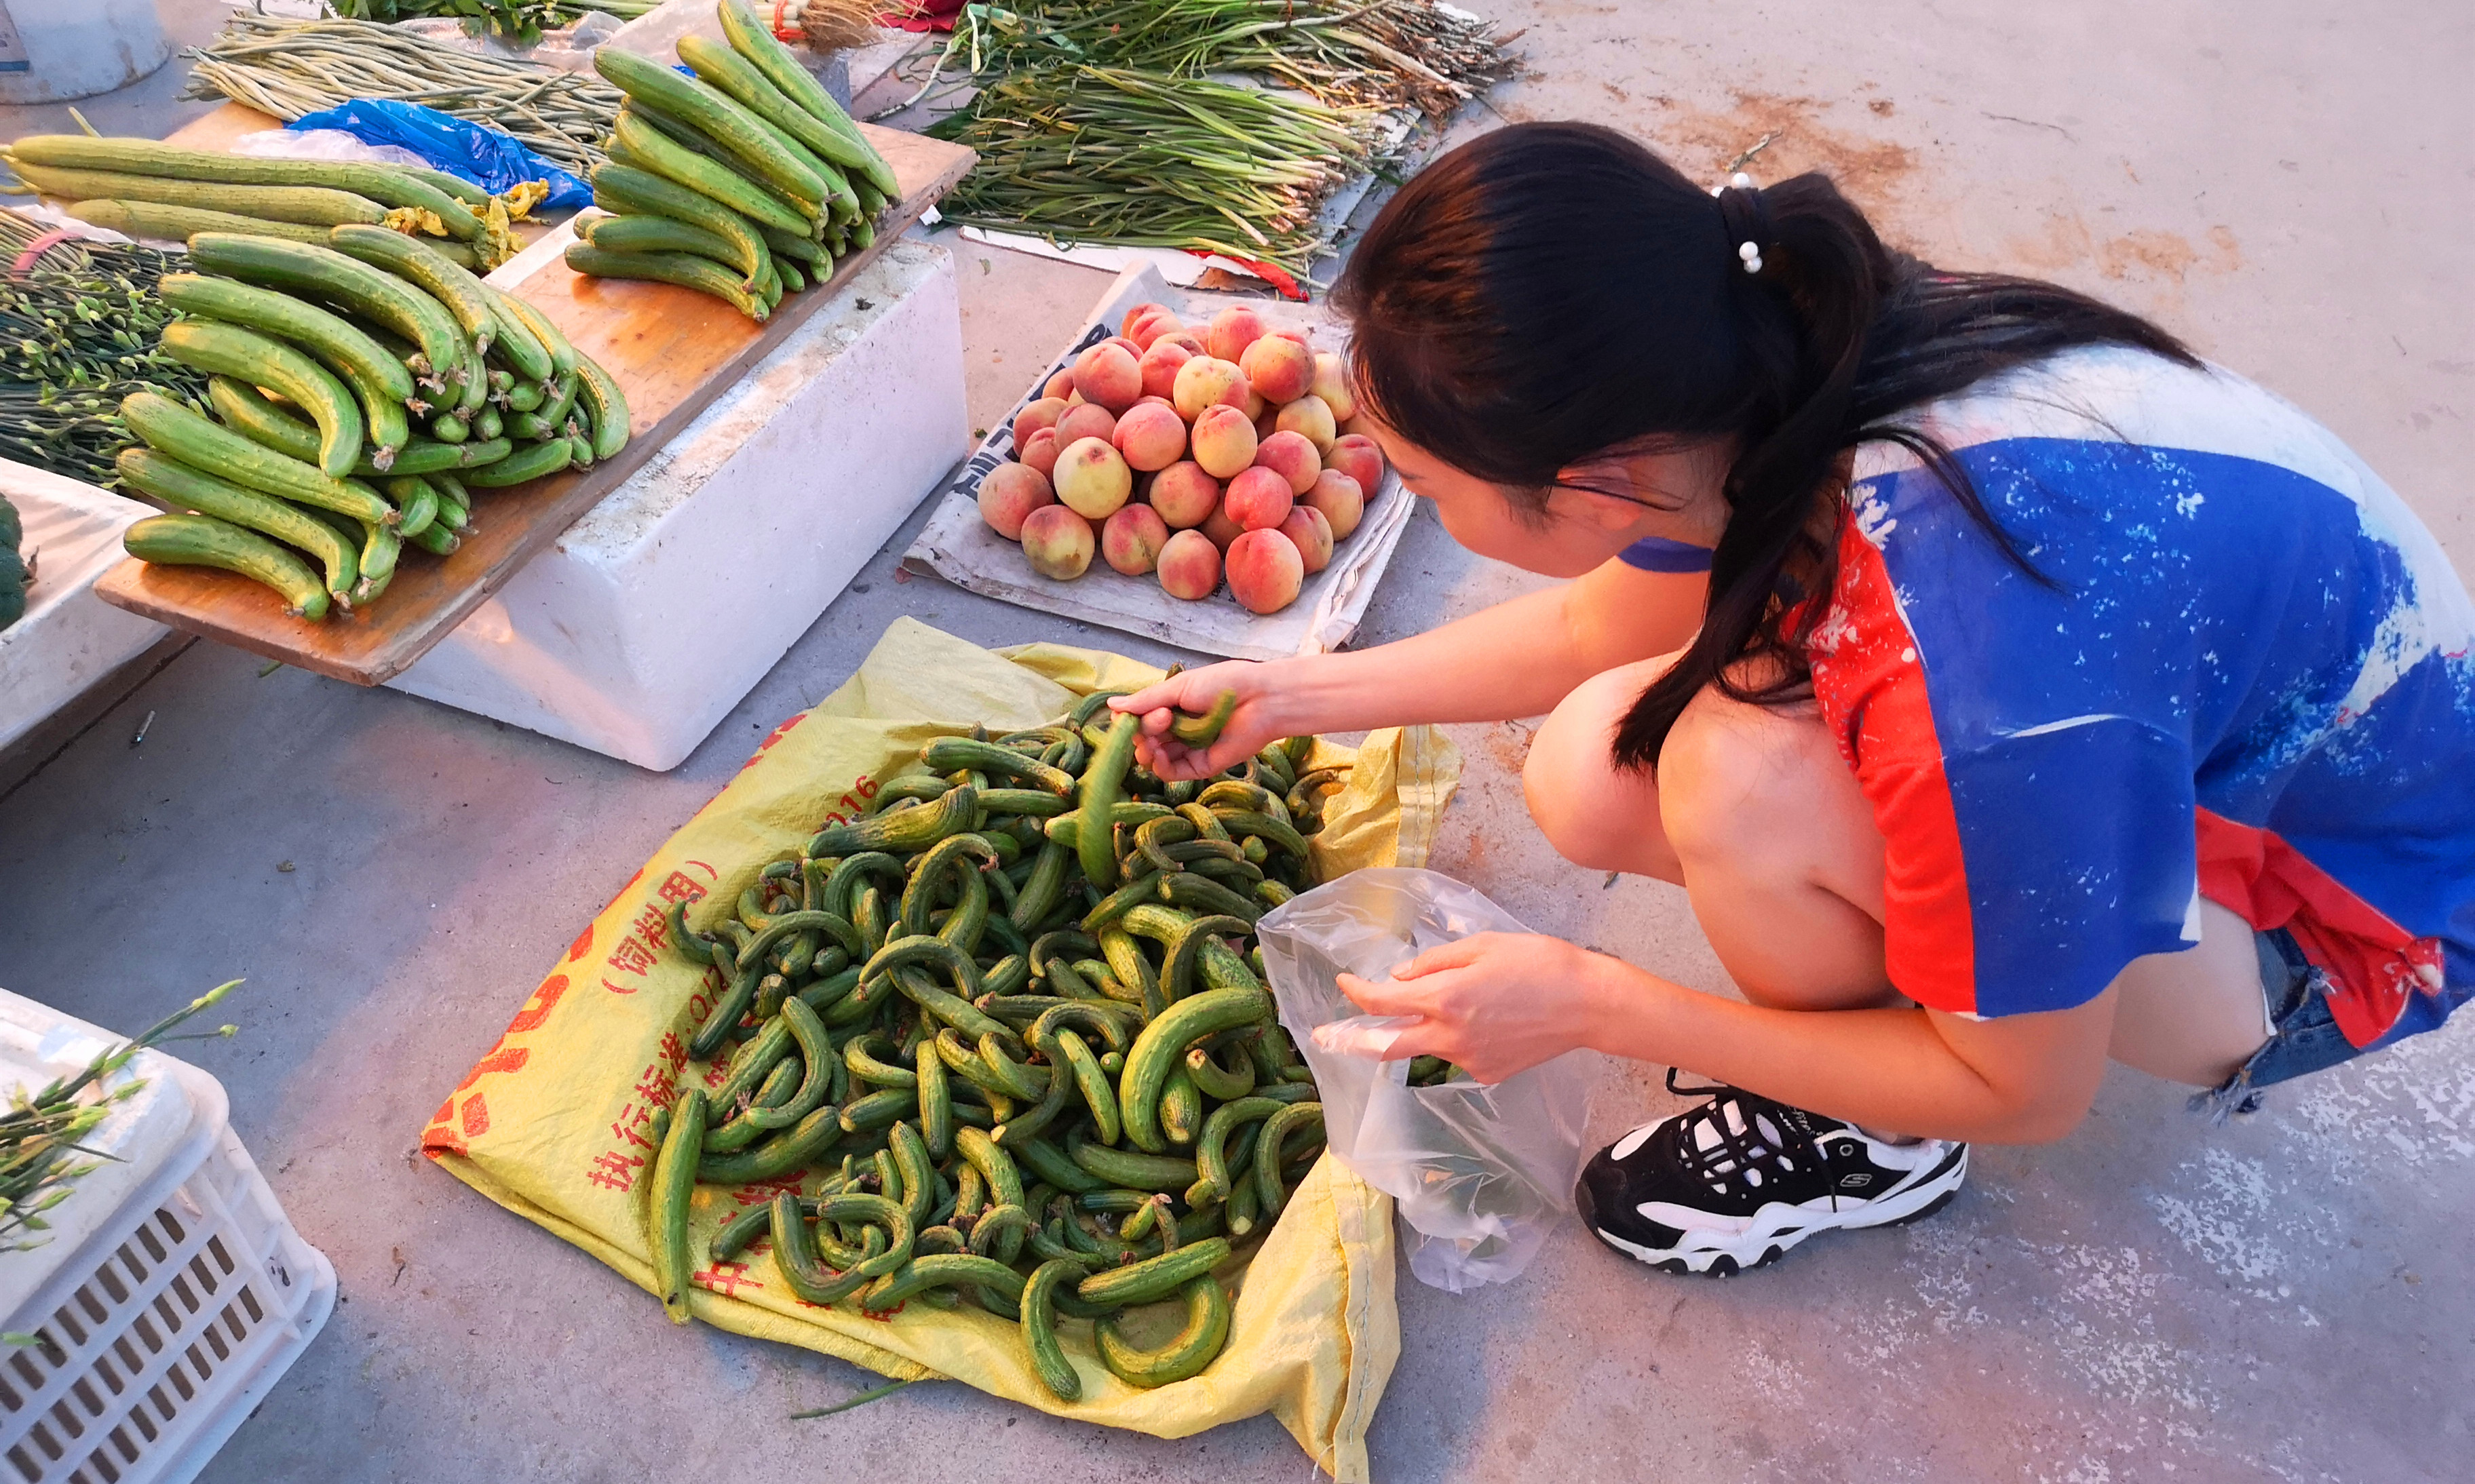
top-left (927, 66), bottom-right (1388, 275)
top-left (0, 981), bottom-right (243, 1264)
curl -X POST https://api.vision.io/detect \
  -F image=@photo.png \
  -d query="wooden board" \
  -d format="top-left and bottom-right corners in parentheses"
top-left (94, 113), bottom-right (975, 686)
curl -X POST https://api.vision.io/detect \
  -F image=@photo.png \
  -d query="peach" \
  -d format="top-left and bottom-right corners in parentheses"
top-left (1224, 465), bottom-right (1294, 531)
top-left (1020, 427), bottom-right (1062, 479)
top-left (1275, 394), bottom-right (1337, 456)
top-left (1304, 469), bottom-right (1364, 541)
top-left (1073, 342), bottom-right (1143, 412)
top-left (1054, 402), bottom-right (1117, 449)
top-left (1020, 505), bottom-right (1094, 581)
top-left (1253, 404), bottom-right (1280, 442)
top-left (1112, 401), bottom-right (1187, 473)
top-left (978, 461), bottom-right (1055, 541)
top-left (1138, 336), bottom-right (1195, 402)
top-left (1102, 503), bottom-right (1170, 576)
top-left (1206, 305), bottom-right (1268, 364)
top-left (1310, 351), bottom-right (1357, 422)
top-left (1156, 528), bottom-right (1222, 601)
top-left (1172, 356), bottom-right (1250, 422)
top-left (1280, 505), bottom-right (1334, 574)
top-left (1244, 388), bottom-right (1267, 423)
top-left (1201, 503), bottom-right (1246, 553)
top-left (1225, 527), bottom-right (1305, 614)
top-left (1133, 310), bottom-right (1183, 351)
top-left (1149, 462), bottom-right (1221, 529)
top-left (1012, 396), bottom-right (1067, 448)
top-left (1189, 404), bottom-right (1259, 480)
top-left (1043, 368), bottom-right (1075, 401)
top-left (1105, 335), bottom-right (1143, 361)
top-left (1239, 333), bottom-right (1314, 404)
top-left (1138, 394), bottom-right (1176, 410)
top-left (1156, 330), bottom-right (1206, 355)
top-left (1119, 302), bottom-right (1172, 337)
top-left (1127, 309), bottom-right (1182, 351)
top-left (1253, 429), bottom-right (1321, 496)
top-left (1325, 433), bottom-right (1385, 496)
top-left (1054, 436), bottom-right (1132, 520)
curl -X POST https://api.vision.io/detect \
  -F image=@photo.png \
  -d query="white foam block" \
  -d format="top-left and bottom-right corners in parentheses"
top-left (387, 242), bottom-right (966, 770)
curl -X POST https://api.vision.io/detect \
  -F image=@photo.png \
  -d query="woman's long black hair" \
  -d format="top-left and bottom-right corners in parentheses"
top-left (1332, 122), bottom-right (2198, 768)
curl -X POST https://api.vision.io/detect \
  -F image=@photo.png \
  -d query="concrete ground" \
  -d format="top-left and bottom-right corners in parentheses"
top-left (5, 1), bottom-right (2470, 1479)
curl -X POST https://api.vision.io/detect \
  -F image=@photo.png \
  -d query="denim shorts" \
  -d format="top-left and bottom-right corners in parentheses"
top-left (2191, 927), bottom-right (2372, 1121)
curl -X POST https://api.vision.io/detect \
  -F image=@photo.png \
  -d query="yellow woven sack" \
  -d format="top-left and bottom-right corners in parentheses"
top-left (421, 618), bottom-right (1463, 1481)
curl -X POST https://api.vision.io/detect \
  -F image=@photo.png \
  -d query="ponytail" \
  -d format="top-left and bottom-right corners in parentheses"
top-left (1334, 122), bottom-right (2196, 768)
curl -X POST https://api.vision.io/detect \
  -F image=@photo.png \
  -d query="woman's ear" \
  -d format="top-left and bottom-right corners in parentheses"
top-left (1550, 461), bottom-right (1661, 533)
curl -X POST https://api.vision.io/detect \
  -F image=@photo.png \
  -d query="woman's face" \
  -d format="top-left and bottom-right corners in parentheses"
top-left (1365, 416), bottom-right (1731, 580)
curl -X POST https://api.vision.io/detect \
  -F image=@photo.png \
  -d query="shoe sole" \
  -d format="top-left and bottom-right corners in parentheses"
top-left (1588, 1144), bottom-right (1970, 1276)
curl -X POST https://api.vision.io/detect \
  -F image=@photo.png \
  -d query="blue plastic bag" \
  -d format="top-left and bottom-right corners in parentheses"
top-left (288, 99), bottom-right (591, 210)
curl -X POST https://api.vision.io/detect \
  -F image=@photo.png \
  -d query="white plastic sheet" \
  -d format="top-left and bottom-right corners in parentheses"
top-left (1257, 869), bottom-right (1594, 1292)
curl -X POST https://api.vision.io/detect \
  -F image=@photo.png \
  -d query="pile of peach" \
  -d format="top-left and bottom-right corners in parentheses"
top-left (976, 300), bottom-right (1389, 616)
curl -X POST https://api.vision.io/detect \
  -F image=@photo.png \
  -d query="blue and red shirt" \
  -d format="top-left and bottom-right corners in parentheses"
top-left (1801, 347), bottom-right (2472, 1049)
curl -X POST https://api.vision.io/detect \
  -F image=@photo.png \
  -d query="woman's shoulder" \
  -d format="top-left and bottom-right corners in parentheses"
top-left (1849, 344), bottom-right (2373, 499)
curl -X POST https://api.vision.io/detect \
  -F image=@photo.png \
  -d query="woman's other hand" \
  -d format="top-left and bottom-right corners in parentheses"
top-left (1111, 660), bottom-right (1292, 781)
top-left (1337, 932), bottom-right (1617, 1085)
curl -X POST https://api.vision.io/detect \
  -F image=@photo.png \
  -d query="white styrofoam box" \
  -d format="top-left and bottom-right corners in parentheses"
top-left (0, 988), bottom-right (335, 1484)
top-left (0, 0), bottom-right (172, 104)
top-left (0, 461), bottom-right (174, 757)
top-left (388, 241), bottom-right (967, 771)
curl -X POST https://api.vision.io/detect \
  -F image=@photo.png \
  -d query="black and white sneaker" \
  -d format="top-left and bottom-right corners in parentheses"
top-left (1575, 1072), bottom-right (1968, 1276)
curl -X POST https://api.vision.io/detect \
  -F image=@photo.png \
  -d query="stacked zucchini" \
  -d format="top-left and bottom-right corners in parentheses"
top-left (1, 134), bottom-right (522, 271)
top-left (572, 0), bottom-right (900, 321)
top-left (118, 228), bottom-right (628, 621)
top-left (647, 694), bottom-right (1350, 1397)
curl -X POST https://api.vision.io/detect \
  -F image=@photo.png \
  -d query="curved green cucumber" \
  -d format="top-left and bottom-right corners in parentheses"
top-left (479, 281), bottom-right (578, 380)
top-left (809, 785), bottom-right (979, 858)
top-left (459, 437), bottom-right (573, 487)
top-left (1190, 1096), bottom-right (1284, 1207)
top-left (746, 996), bottom-right (834, 1130)
top-left (1021, 1260), bottom-right (1089, 1400)
top-left (120, 393), bottom-right (393, 526)
top-left (600, 121), bottom-right (785, 272)
top-left (716, 0), bottom-right (899, 195)
top-left (1069, 1137), bottom-right (1197, 1193)
top-left (651, 1087), bottom-right (708, 1323)
top-left (922, 737), bottom-right (1075, 795)
top-left (115, 450), bottom-right (356, 603)
top-left (564, 241), bottom-right (769, 321)
top-left (695, 1101), bottom-right (841, 1184)
top-left (380, 476), bottom-right (438, 541)
top-left (571, 355), bottom-right (631, 461)
top-left (594, 48), bottom-right (828, 210)
top-left (858, 1253), bottom-right (1025, 1315)
top-left (1115, 987), bottom-right (1273, 1154)
top-left (159, 273), bottom-right (415, 403)
top-left (1096, 1276), bottom-right (1232, 1388)
top-left (1074, 1236), bottom-right (1229, 1308)
top-left (158, 319), bottom-right (362, 477)
top-left (185, 234), bottom-right (465, 378)
top-left (1075, 711), bottom-right (1143, 890)
top-left (326, 224), bottom-right (496, 358)
top-left (1168, 691), bottom-right (1239, 746)
top-left (674, 33), bottom-right (858, 201)
top-left (1252, 1101), bottom-right (1326, 1220)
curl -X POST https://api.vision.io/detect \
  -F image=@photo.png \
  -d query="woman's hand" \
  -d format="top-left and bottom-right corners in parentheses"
top-left (1336, 933), bottom-right (1625, 1085)
top-left (1109, 659), bottom-right (1296, 781)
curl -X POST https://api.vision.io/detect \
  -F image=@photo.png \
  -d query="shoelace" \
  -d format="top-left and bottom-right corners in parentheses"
top-left (1662, 1069), bottom-right (1837, 1202)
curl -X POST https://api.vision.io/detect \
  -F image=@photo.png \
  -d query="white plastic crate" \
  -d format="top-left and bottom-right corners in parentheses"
top-left (0, 990), bottom-right (334, 1484)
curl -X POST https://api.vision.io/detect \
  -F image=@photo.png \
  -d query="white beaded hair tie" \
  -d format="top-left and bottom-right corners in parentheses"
top-left (1710, 171), bottom-right (1764, 273)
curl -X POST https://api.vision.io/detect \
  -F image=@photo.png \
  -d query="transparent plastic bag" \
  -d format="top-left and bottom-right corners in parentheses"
top-left (1258, 869), bottom-right (1592, 1292)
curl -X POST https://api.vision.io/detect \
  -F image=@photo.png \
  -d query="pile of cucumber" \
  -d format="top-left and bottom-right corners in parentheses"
top-left (117, 227), bottom-right (627, 622)
top-left (571, 1), bottom-right (900, 321)
top-left (647, 693), bottom-right (1351, 1397)
top-left (1, 134), bottom-right (523, 271)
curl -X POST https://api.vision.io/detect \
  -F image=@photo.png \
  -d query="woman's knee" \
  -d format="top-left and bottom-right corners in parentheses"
top-left (1522, 658), bottom-right (1681, 880)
